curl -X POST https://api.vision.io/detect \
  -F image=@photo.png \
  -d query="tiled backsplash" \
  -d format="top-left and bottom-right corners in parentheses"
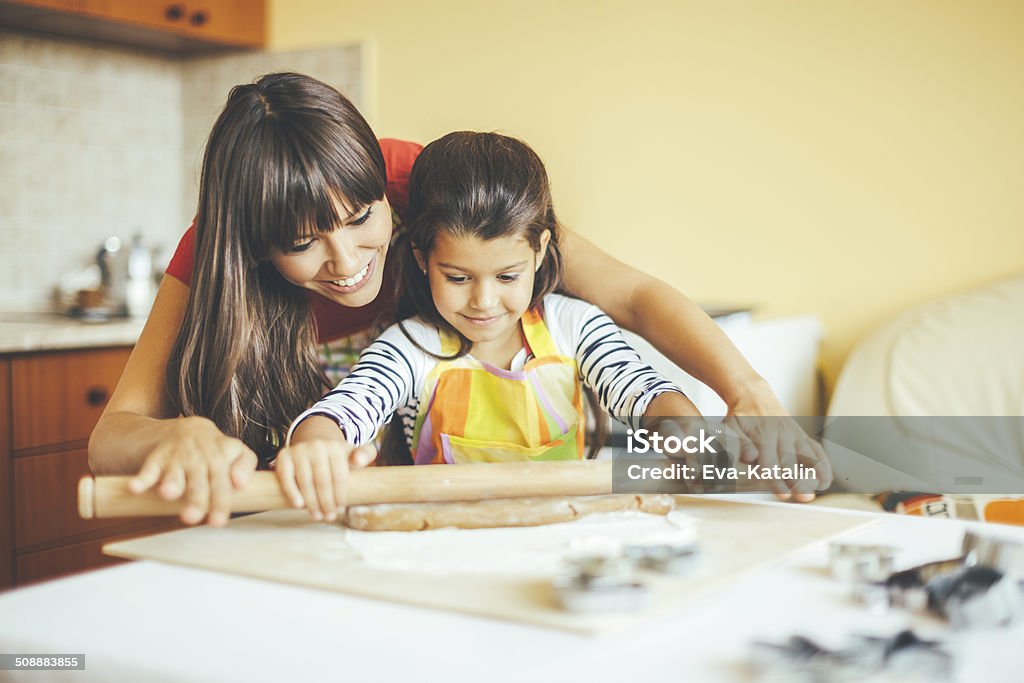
top-left (0, 31), bottom-right (363, 311)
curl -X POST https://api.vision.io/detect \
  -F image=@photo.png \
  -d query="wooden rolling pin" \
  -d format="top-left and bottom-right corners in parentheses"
top-left (78, 460), bottom-right (613, 519)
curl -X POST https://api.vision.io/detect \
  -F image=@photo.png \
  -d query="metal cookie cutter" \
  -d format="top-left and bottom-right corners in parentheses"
top-left (844, 630), bottom-right (953, 680)
top-left (750, 629), bottom-right (952, 682)
top-left (624, 541), bottom-right (702, 576)
top-left (881, 556), bottom-right (964, 612)
top-left (553, 554), bottom-right (649, 613)
top-left (848, 530), bottom-right (1024, 628)
top-left (829, 542), bottom-right (898, 583)
top-left (927, 564), bottom-right (1023, 630)
top-left (961, 531), bottom-right (1024, 573)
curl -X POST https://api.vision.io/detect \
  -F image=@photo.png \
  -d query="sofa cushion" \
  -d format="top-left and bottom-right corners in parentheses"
top-left (888, 275), bottom-right (1024, 416)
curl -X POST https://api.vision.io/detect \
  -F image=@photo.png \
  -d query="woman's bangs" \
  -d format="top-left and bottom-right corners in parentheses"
top-left (251, 127), bottom-right (385, 258)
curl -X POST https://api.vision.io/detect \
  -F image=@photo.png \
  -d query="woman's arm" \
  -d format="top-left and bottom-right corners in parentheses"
top-left (88, 276), bottom-right (258, 525)
top-left (560, 229), bottom-right (832, 499)
top-left (560, 228), bottom-right (775, 411)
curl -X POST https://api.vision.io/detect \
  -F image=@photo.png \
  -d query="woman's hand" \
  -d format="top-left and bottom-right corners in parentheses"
top-left (127, 416), bottom-right (258, 527)
top-left (723, 379), bottom-right (833, 502)
top-left (273, 416), bottom-right (376, 521)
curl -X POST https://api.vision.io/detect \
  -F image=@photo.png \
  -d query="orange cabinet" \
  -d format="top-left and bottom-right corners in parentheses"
top-left (0, 0), bottom-right (265, 52)
top-left (1, 346), bottom-right (178, 590)
top-left (80, 0), bottom-right (265, 47)
top-left (0, 360), bottom-right (11, 589)
top-left (11, 347), bottom-right (130, 452)
top-left (4, 0), bottom-right (81, 10)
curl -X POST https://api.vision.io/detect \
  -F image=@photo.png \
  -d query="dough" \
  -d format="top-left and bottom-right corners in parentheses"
top-left (343, 505), bottom-right (697, 578)
top-left (344, 494), bottom-right (675, 531)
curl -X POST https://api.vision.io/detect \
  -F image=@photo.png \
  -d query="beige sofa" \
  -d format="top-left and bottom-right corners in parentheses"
top-left (824, 275), bottom-right (1024, 495)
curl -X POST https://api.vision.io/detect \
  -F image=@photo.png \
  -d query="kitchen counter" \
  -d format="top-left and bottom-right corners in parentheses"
top-left (0, 313), bottom-right (145, 354)
top-left (0, 501), bottom-right (1021, 682)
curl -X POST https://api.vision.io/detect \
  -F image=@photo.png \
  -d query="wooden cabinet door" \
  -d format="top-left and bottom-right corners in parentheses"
top-left (78, 0), bottom-right (185, 29)
top-left (16, 535), bottom-right (128, 586)
top-left (0, 0), bottom-right (82, 10)
top-left (181, 0), bottom-right (264, 47)
top-left (13, 448), bottom-right (130, 548)
top-left (79, 0), bottom-right (263, 46)
top-left (10, 347), bottom-right (131, 452)
top-left (0, 359), bottom-right (11, 589)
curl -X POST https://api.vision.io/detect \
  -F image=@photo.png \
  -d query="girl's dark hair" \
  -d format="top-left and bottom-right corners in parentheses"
top-left (380, 131), bottom-right (605, 464)
top-left (395, 131), bottom-right (563, 356)
top-left (166, 72), bottom-right (386, 465)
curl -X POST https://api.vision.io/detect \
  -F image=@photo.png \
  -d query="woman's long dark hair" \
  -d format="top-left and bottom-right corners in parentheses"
top-left (166, 72), bottom-right (386, 466)
top-left (380, 131), bottom-right (605, 464)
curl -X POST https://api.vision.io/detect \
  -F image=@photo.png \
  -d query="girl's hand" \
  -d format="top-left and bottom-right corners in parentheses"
top-left (273, 415), bottom-right (377, 521)
top-left (273, 441), bottom-right (376, 521)
top-left (128, 416), bottom-right (258, 527)
top-left (724, 380), bottom-right (833, 502)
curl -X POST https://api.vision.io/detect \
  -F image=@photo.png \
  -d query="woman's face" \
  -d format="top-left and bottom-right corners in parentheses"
top-left (270, 195), bottom-right (393, 308)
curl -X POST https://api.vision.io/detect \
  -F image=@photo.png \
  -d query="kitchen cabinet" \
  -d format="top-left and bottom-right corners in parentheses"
top-left (3, 0), bottom-right (80, 10)
top-left (0, 0), bottom-right (265, 52)
top-left (1, 346), bottom-right (178, 589)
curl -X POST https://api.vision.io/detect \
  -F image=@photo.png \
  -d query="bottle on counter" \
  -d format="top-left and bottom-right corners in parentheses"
top-left (96, 236), bottom-right (127, 317)
top-left (126, 232), bottom-right (155, 318)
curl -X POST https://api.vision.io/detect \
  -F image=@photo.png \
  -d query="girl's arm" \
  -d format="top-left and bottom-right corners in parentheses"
top-left (556, 294), bottom-right (690, 428)
top-left (274, 324), bottom-right (421, 520)
top-left (88, 276), bottom-right (258, 527)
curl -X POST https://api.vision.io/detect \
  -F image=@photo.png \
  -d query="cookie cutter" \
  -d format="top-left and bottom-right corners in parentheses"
top-left (553, 554), bottom-right (650, 613)
top-left (829, 542), bottom-right (898, 583)
top-left (961, 531), bottom-right (1024, 573)
top-left (624, 541), bottom-right (702, 576)
top-left (882, 556), bottom-right (964, 612)
top-left (750, 629), bottom-right (952, 681)
top-left (927, 564), bottom-right (1023, 630)
top-left (841, 531), bottom-right (1024, 629)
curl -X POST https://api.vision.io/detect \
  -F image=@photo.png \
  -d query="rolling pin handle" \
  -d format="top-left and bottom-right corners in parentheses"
top-left (78, 476), bottom-right (96, 519)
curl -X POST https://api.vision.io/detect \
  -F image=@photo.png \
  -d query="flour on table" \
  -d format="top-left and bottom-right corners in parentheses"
top-left (343, 509), bottom-right (697, 577)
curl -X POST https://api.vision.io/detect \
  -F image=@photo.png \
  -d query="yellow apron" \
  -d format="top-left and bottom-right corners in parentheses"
top-left (410, 308), bottom-right (586, 465)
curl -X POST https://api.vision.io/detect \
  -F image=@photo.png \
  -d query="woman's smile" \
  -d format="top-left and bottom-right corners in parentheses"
top-left (270, 197), bottom-right (393, 308)
top-left (320, 254), bottom-right (375, 293)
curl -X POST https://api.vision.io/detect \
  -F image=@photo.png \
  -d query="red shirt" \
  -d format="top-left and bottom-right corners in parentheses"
top-left (165, 138), bottom-right (422, 342)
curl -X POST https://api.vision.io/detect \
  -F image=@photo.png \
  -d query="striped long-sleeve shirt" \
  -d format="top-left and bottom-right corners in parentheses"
top-left (288, 293), bottom-right (685, 447)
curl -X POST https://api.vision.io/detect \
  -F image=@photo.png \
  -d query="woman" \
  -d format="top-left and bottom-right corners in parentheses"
top-left (89, 73), bottom-right (829, 526)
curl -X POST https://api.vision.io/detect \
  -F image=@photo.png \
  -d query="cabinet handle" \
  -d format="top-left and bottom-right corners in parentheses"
top-left (165, 4), bottom-right (185, 21)
top-left (86, 387), bottom-right (109, 407)
top-left (190, 10), bottom-right (209, 27)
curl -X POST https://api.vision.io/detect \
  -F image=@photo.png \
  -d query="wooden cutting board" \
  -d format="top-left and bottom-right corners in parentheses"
top-left (104, 497), bottom-right (873, 635)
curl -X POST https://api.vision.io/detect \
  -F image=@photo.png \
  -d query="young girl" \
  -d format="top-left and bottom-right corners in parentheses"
top-left (275, 132), bottom-right (702, 520)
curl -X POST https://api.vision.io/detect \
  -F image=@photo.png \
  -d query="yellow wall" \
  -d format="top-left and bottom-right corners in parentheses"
top-left (269, 0), bottom-right (1024, 394)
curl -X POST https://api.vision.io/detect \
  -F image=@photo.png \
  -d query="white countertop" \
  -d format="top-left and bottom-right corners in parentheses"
top-left (0, 500), bottom-right (1021, 682)
top-left (0, 313), bottom-right (144, 353)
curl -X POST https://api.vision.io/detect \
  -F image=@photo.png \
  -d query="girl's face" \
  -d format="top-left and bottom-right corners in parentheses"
top-left (417, 230), bottom-right (550, 358)
top-left (270, 195), bottom-right (393, 308)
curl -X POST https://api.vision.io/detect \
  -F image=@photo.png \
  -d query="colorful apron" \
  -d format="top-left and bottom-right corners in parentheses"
top-left (410, 308), bottom-right (586, 465)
